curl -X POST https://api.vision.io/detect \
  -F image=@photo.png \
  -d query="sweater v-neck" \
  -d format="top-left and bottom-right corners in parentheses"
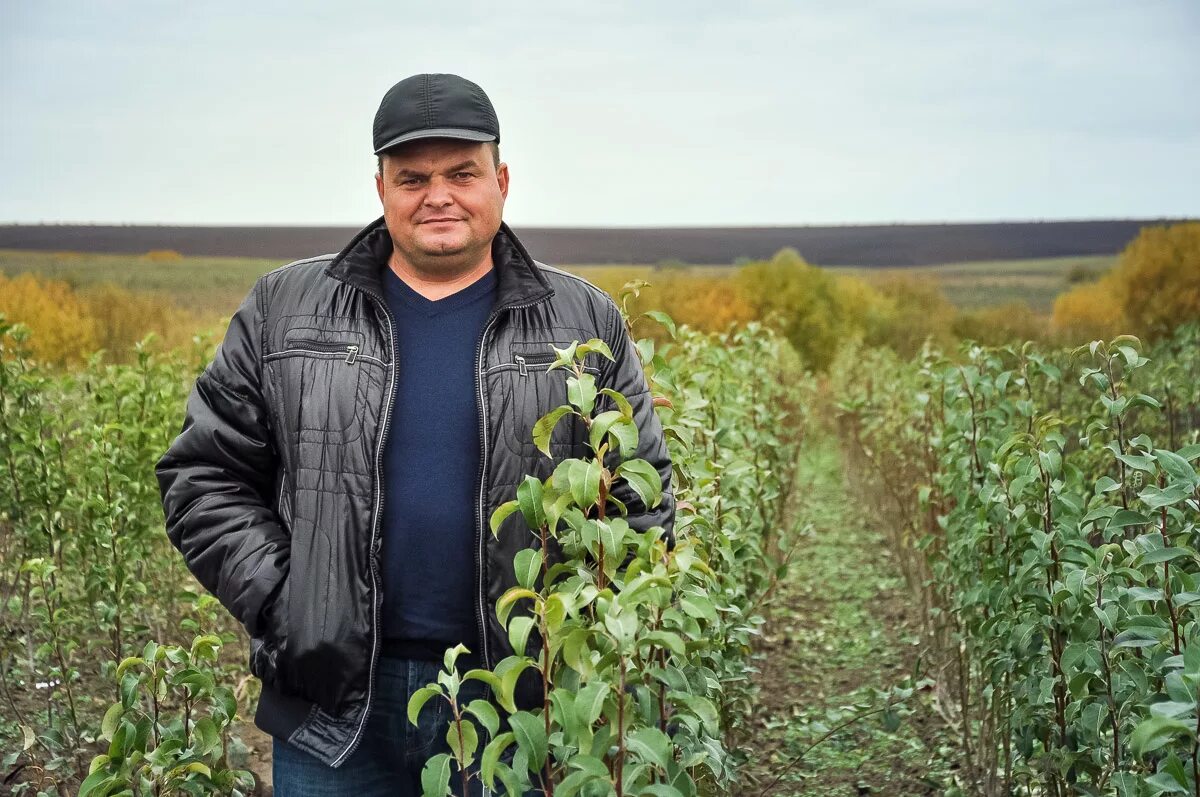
top-left (382, 265), bottom-right (497, 318)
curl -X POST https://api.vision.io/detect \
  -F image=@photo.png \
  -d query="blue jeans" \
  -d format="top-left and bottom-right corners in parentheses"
top-left (272, 656), bottom-right (536, 796)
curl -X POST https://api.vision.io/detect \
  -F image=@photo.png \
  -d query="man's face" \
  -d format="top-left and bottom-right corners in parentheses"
top-left (375, 138), bottom-right (509, 275)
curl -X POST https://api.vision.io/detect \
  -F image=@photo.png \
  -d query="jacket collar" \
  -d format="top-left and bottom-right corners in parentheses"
top-left (325, 216), bottom-right (555, 311)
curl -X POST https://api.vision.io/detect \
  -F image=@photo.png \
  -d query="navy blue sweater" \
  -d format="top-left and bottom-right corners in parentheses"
top-left (379, 265), bottom-right (497, 652)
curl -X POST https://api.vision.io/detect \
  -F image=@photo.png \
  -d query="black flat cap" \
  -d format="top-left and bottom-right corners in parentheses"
top-left (372, 73), bottom-right (500, 155)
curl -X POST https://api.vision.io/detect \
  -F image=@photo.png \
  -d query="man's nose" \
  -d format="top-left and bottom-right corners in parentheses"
top-left (423, 176), bottom-right (454, 207)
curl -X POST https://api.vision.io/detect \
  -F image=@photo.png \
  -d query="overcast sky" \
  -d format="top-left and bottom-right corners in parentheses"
top-left (2, 0), bottom-right (1197, 227)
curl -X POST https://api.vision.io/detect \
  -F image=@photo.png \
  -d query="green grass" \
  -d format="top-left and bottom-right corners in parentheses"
top-left (830, 255), bottom-right (1117, 313)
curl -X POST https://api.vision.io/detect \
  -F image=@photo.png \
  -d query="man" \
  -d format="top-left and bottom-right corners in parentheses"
top-left (155, 73), bottom-right (675, 795)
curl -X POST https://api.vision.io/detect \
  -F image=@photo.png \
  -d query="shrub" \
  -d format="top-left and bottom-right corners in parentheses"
top-left (0, 273), bottom-right (216, 365)
top-left (1109, 221), bottom-right (1200, 339)
top-left (0, 273), bottom-right (99, 365)
top-left (1051, 274), bottom-right (1127, 342)
top-left (953, 301), bottom-right (1049, 347)
top-left (734, 248), bottom-right (851, 371)
top-left (1051, 221), bottom-right (1200, 343)
top-left (861, 274), bottom-right (957, 358)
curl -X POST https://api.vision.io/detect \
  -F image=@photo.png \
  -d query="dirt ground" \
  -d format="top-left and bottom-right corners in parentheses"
top-left (740, 435), bottom-right (958, 796)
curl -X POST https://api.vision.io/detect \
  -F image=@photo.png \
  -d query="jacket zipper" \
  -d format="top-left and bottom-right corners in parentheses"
top-left (330, 297), bottom-right (394, 768)
top-left (515, 352), bottom-right (598, 378)
top-left (474, 297), bottom-right (552, 670)
top-left (514, 352), bottom-right (555, 376)
top-left (283, 340), bottom-right (360, 363)
top-left (331, 283), bottom-right (549, 765)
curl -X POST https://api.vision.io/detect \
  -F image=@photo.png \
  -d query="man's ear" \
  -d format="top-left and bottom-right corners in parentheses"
top-left (375, 168), bottom-right (385, 205)
top-left (496, 162), bottom-right (509, 200)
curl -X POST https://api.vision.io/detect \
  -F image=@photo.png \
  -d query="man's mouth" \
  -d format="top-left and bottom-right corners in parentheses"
top-left (421, 217), bottom-right (462, 224)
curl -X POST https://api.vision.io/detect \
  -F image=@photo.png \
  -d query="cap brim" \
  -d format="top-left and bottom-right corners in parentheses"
top-left (374, 128), bottom-right (497, 154)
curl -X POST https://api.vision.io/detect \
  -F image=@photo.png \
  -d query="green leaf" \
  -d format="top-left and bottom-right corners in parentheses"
top-left (1116, 452), bottom-right (1156, 472)
top-left (568, 459), bottom-right (602, 509)
top-left (420, 753), bottom-right (454, 797)
top-left (115, 656), bottom-right (144, 679)
top-left (639, 786), bottom-right (686, 797)
top-left (100, 703), bottom-right (123, 741)
top-left (78, 768), bottom-right (115, 797)
top-left (1144, 772), bottom-right (1188, 794)
top-left (574, 682), bottom-right (610, 727)
top-left (463, 668), bottom-right (503, 695)
top-left (576, 338), bottom-right (615, 363)
top-left (490, 500), bottom-right (520, 537)
top-left (563, 628), bottom-right (595, 678)
top-left (568, 373), bottom-right (598, 415)
top-left (550, 342), bottom-right (579, 369)
top-left (497, 587), bottom-right (539, 626)
top-left (1140, 548), bottom-right (1194, 566)
top-left (599, 388), bottom-right (634, 418)
top-left (614, 459), bottom-right (663, 509)
top-left (589, 410), bottom-right (639, 457)
top-left (1109, 509), bottom-right (1151, 528)
top-left (603, 608), bottom-right (637, 647)
top-left (626, 726), bottom-right (673, 772)
top-left (514, 549), bottom-right (541, 590)
top-left (516, 476), bottom-right (546, 530)
top-left (642, 310), bottom-right (677, 339)
top-left (192, 716), bottom-right (220, 755)
top-left (1157, 449), bottom-right (1200, 487)
top-left (120, 672), bottom-right (139, 711)
top-left (495, 658), bottom-right (533, 714)
top-left (1113, 628), bottom-right (1163, 648)
top-left (508, 616), bottom-right (536, 657)
top-left (1130, 716), bottom-right (1194, 757)
top-left (532, 406), bottom-right (573, 457)
top-left (508, 711), bottom-right (548, 771)
top-left (407, 686), bottom-right (442, 726)
top-left (676, 693), bottom-right (721, 735)
top-left (680, 593), bottom-right (717, 622)
top-left (640, 630), bottom-right (687, 657)
top-left (444, 643), bottom-right (469, 673)
top-left (479, 732), bottom-right (515, 789)
top-left (466, 699), bottom-right (500, 738)
top-left (446, 718), bottom-right (479, 767)
top-left (1141, 483), bottom-right (1194, 509)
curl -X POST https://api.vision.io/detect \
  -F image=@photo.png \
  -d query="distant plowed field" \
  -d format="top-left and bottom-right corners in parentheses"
top-left (0, 218), bottom-right (1187, 266)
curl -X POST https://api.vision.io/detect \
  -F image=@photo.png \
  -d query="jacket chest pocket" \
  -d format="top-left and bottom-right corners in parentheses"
top-left (494, 344), bottom-right (601, 457)
top-left (264, 327), bottom-right (374, 445)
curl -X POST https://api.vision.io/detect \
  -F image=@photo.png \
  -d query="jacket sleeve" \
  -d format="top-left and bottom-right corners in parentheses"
top-left (598, 299), bottom-right (676, 550)
top-left (155, 276), bottom-right (289, 638)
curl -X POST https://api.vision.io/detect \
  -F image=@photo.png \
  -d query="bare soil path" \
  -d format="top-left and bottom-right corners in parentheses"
top-left (742, 433), bottom-right (960, 796)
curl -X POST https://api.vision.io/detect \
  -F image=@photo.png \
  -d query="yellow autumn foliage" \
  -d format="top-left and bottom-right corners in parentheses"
top-left (735, 248), bottom-right (852, 371)
top-left (0, 273), bottom-right (216, 366)
top-left (1109, 221), bottom-right (1200, 339)
top-left (954, 302), bottom-right (1049, 347)
top-left (1051, 276), bottom-right (1127, 343)
top-left (0, 273), bottom-right (99, 364)
top-left (862, 274), bottom-right (958, 357)
top-left (1052, 221), bottom-right (1199, 342)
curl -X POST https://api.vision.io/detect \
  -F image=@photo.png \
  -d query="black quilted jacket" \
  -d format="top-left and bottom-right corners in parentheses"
top-left (155, 217), bottom-right (675, 767)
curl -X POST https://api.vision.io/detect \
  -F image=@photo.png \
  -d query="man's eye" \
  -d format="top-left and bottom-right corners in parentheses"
top-left (455, 172), bottom-right (474, 180)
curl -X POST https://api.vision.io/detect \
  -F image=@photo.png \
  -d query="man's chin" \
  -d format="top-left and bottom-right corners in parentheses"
top-left (416, 237), bottom-right (473, 257)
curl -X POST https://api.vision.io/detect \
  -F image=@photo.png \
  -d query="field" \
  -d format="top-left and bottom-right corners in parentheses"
top-left (0, 218), bottom-right (1170, 264)
top-left (0, 248), bottom-right (1109, 318)
top-left (832, 255), bottom-right (1117, 313)
top-left (2, 222), bottom-right (1198, 795)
